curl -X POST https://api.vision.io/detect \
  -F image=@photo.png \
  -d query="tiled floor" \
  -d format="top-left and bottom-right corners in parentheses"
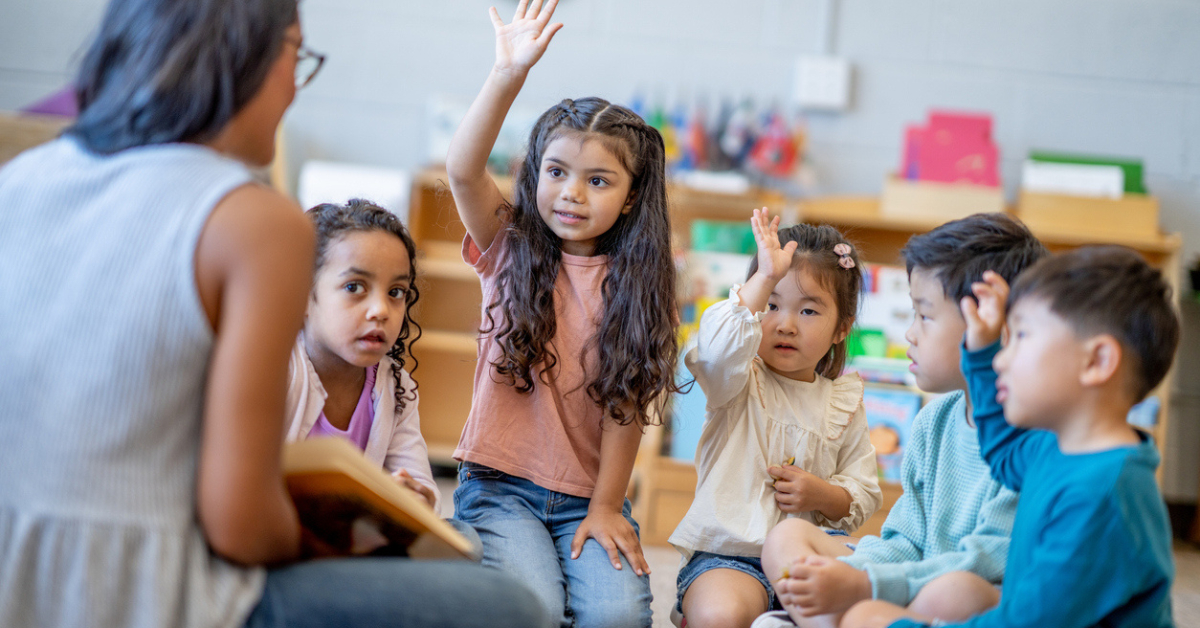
top-left (436, 479), bottom-right (1200, 627)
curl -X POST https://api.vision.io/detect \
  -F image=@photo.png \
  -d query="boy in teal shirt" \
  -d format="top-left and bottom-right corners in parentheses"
top-left (844, 246), bottom-right (1177, 627)
top-left (757, 214), bottom-right (1047, 628)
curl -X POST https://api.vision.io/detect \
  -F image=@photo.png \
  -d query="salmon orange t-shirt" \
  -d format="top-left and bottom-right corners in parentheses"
top-left (454, 234), bottom-right (608, 498)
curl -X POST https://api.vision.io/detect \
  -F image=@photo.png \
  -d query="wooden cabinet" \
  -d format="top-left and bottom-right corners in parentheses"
top-left (407, 166), bottom-right (1183, 545)
top-left (0, 112), bottom-right (70, 166)
top-left (406, 173), bottom-right (479, 463)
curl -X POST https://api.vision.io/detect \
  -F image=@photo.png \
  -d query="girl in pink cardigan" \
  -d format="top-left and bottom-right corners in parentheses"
top-left (283, 199), bottom-right (439, 510)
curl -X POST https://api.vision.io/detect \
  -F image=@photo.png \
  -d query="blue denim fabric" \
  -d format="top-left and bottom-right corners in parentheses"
top-left (446, 516), bottom-right (483, 555)
top-left (676, 551), bottom-right (779, 614)
top-left (676, 529), bottom-right (855, 614)
top-left (823, 528), bottom-right (857, 550)
top-left (453, 462), bottom-right (653, 628)
top-left (243, 557), bottom-right (551, 628)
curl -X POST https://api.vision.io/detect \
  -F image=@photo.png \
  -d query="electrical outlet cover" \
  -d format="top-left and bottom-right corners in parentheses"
top-left (793, 55), bottom-right (852, 112)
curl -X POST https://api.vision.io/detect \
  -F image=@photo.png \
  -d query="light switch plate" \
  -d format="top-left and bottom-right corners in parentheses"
top-left (794, 55), bottom-right (853, 112)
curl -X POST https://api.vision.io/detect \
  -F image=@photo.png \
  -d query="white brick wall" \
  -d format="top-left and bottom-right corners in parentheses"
top-left (2, 0), bottom-right (1198, 498)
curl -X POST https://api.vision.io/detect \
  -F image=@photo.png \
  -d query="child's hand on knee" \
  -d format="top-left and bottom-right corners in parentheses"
top-left (777, 555), bottom-right (871, 617)
top-left (570, 508), bottom-right (651, 577)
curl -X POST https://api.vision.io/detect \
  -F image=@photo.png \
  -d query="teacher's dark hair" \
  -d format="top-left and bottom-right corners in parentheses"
top-left (68, 0), bottom-right (299, 154)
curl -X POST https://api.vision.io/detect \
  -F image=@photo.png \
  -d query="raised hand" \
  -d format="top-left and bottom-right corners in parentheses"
top-left (750, 207), bottom-right (798, 281)
top-left (960, 270), bottom-right (1010, 351)
top-left (489, 0), bottom-right (564, 75)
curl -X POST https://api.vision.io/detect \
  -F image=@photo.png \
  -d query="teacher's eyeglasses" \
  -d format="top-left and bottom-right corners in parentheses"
top-left (288, 38), bottom-right (326, 89)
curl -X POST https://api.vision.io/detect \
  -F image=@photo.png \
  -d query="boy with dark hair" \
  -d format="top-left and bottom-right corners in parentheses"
top-left (755, 213), bottom-right (1048, 628)
top-left (843, 245), bottom-right (1178, 627)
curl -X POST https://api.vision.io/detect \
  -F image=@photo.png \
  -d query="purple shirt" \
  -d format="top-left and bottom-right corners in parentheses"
top-left (309, 365), bottom-right (377, 451)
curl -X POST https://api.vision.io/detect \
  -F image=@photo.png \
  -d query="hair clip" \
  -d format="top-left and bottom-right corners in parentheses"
top-left (834, 243), bottom-right (855, 269)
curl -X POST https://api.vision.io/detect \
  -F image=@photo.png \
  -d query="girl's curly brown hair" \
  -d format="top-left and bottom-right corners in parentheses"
top-left (483, 97), bottom-right (685, 429)
top-left (306, 199), bottom-right (422, 412)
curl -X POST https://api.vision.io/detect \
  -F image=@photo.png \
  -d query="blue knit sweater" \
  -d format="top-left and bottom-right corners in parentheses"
top-left (840, 390), bottom-right (1018, 605)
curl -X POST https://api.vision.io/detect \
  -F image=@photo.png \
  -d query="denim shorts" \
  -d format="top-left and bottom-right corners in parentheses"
top-left (675, 529), bottom-right (856, 614)
top-left (675, 551), bottom-right (780, 613)
top-left (826, 527), bottom-right (857, 551)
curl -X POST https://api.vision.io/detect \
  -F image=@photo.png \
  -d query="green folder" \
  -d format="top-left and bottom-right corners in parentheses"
top-left (1028, 151), bottom-right (1145, 194)
top-left (691, 220), bottom-right (756, 255)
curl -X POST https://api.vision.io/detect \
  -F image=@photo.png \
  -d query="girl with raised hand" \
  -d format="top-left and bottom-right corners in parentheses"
top-left (669, 210), bottom-right (882, 628)
top-left (445, 1), bottom-right (684, 626)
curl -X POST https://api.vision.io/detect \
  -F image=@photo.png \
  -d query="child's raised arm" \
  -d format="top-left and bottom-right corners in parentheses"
top-left (445, 0), bottom-right (563, 251)
top-left (739, 208), bottom-right (799, 313)
top-left (961, 271), bottom-right (1042, 490)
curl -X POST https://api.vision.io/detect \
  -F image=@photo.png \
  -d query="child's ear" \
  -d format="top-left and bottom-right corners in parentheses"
top-left (834, 317), bottom-right (856, 345)
top-left (622, 190), bottom-right (637, 214)
top-left (1080, 334), bottom-right (1122, 388)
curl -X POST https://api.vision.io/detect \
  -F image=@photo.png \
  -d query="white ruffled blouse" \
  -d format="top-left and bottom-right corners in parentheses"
top-left (669, 287), bottom-right (883, 558)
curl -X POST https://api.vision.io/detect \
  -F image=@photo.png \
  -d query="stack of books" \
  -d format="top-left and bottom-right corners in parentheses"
top-left (1021, 151), bottom-right (1145, 200)
top-left (900, 110), bottom-right (1000, 187)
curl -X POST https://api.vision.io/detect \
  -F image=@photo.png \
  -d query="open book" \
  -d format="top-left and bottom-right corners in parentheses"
top-left (283, 437), bottom-right (479, 560)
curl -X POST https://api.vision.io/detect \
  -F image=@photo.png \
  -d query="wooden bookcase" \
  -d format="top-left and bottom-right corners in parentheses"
top-left (0, 112), bottom-right (70, 166)
top-left (406, 166), bottom-right (1183, 546)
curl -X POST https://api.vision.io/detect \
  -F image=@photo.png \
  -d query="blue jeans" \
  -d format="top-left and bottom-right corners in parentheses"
top-left (453, 462), bottom-right (653, 628)
top-left (243, 556), bottom-right (551, 628)
top-left (447, 517), bottom-right (484, 555)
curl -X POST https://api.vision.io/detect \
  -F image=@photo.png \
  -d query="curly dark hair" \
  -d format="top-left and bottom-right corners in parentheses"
top-left (306, 199), bottom-right (422, 412)
top-left (482, 97), bottom-right (685, 428)
top-left (746, 224), bottom-right (864, 380)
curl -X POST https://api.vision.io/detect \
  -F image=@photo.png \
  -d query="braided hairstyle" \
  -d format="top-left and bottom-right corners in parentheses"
top-left (1008, 245), bottom-right (1180, 402)
top-left (746, 224), bottom-right (864, 380)
top-left (307, 199), bottom-right (422, 412)
top-left (482, 97), bottom-right (683, 428)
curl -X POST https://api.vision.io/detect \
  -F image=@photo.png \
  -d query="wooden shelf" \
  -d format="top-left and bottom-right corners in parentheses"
top-left (421, 239), bottom-right (466, 260)
top-left (418, 244), bottom-right (477, 282)
top-left (795, 196), bottom-right (1183, 273)
top-left (426, 443), bottom-right (458, 467)
top-left (416, 167), bottom-right (1182, 253)
top-left (418, 330), bottom-right (478, 355)
top-left (0, 112), bottom-right (70, 165)
top-left (798, 196), bottom-right (1182, 252)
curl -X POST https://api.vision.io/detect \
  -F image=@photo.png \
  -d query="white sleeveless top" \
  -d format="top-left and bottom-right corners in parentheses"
top-left (0, 137), bottom-right (265, 627)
